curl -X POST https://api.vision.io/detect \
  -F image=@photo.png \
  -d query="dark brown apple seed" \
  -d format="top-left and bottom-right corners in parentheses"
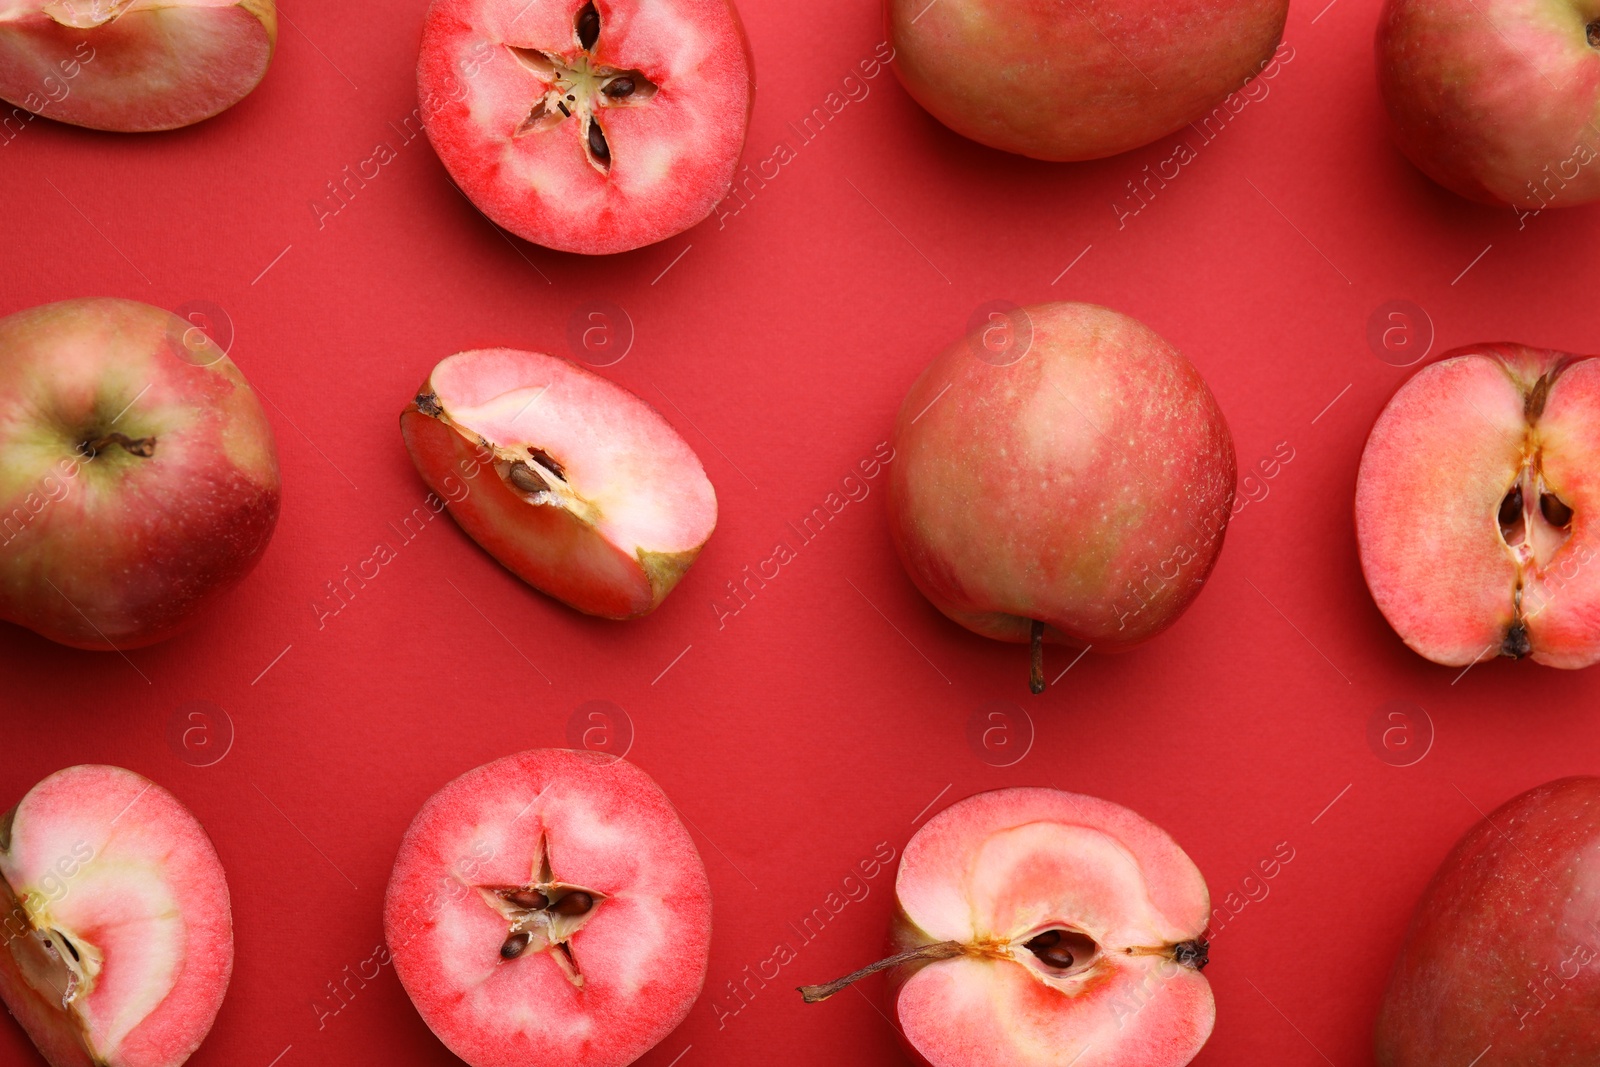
top-left (551, 891), bottom-right (594, 916)
top-left (506, 889), bottom-right (548, 910)
top-left (1499, 486), bottom-right (1523, 529)
top-left (587, 120), bottom-right (610, 166)
top-left (577, 2), bottom-right (599, 49)
top-left (500, 931), bottom-right (532, 959)
top-left (1542, 492), bottom-right (1574, 527)
top-left (602, 77), bottom-right (635, 98)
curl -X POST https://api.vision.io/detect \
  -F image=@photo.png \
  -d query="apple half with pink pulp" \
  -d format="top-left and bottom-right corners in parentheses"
top-left (1356, 343), bottom-right (1600, 668)
top-left (402, 348), bottom-right (716, 619)
top-left (0, 298), bottom-right (281, 650)
top-left (0, 765), bottom-right (234, 1067)
top-left (384, 749), bottom-right (711, 1067)
top-left (0, 0), bottom-right (276, 132)
top-left (889, 303), bottom-right (1236, 692)
top-left (800, 787), bottom-right (1215, 1067)
top-left (418, 0), bottom-right (752, 253)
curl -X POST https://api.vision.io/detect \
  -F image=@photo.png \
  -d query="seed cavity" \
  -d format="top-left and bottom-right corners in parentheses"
top-left (1023, 929), bottom-right (1098, 973)
top-left (576, 1), bottom-right (600, 49)
top-left (500, 931), bottom-right (532, 960)
top-left (1541, 492), bottom-right (1574, 528)
top-left (528, 447), bottom-right (566, 479)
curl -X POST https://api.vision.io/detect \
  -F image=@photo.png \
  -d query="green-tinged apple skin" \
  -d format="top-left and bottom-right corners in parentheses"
top-left (1377, 0), bottom-right (1600, 207)
top-left (1376, 777), bottom-right (1600, 1066)
top-left (888, 303), bottom-right (1237, 656)
top-left (803, 788), bottom-right (1215, 1067)
top-left (886, 0), bottom-right (1289, 161)
top-left (0, 298), bottom-right (280, 650)
top-left (1356, 343), bottom-right (1600, 668)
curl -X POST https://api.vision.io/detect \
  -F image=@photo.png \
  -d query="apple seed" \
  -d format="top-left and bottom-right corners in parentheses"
top-left (505, 889), bottom-right (548, 910)
top-left (1541, 492), bottom-right (1573, 528)
top-left (602, 77), bottom-right (635, 98)
top-left (576, 1), bottom-right (600, 49)
top-left (587, 120), bottom-right (611, 169)
top-left (507, 461), bottom-right (547, 495)
top-left (1497, 485), bottom-right (1523, 531)
top-left (551, 891), bottom-right (594, 916)
top-left (500, 931), bottom-right (532, 960)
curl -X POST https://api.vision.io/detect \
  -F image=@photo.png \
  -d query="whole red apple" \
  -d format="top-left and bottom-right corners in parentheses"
top-left (385, 749), bottom-right (711, 1067)
top-left (0, 298), bottom-right (281, 650)
top-left (0, 0), bottom-right (276, 132)
top-left (1356, 343), bottom-right (1600, 668)
top-left (1377, 0), bottom-right (1600, 207)
top-left (888, 302), bottom-right (1236, 692)
top-left (1376, 777), bottom-right (1600, 1065)
top-left (800, 787), bottom-right (1215, 1067)
top-left (885, 0), bottom-right (1290, 161)
top-left (0, 765), bottom-right (234, 1067)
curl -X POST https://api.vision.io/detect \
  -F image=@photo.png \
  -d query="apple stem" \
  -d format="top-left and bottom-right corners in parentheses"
top-left (1029, 620), bottom-right (1045, 694)
top-left (797, 940), bottom-right (965, 1003)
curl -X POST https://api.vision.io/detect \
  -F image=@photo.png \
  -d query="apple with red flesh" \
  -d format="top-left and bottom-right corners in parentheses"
top-left (0, 0), bottom-right (275, 132)
top-left (1356, 343), bottom-right (1600, 668)
top-left (0, 765), bottom-right (233, 1067)
top-left (888, 302), bottom-right (1236, 693)
top-left (1375, 776), bottom-right (1600, 1065)
top-left (1377, 0), bottom-right (1600, 208)
top-left (384, 749), bottom-right (711, 1067)
top-left (418, 0), bottom-right (752, 254)
top-left (0, 298), bottom-right (280, 651)
top-left (885, 0), bottom-right (1289, 161)
top-left (401, 347), bottom-right (716, 619)
top-left (799, 787), bottom-right (1214, 1067)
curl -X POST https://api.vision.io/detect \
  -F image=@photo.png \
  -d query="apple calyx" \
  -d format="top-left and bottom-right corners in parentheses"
top-left (798, 930), bottom-right (1208, 1004)
top-left (1493, 363), bottom-right (1576, 658)
top-left (472, 836), bottom-right (604, 989)
top-left (505, 1), bottom-right (660, 175)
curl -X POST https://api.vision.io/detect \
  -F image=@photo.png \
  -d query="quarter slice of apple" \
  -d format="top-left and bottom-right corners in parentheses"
top-left (401, 348), bottom-right (716, 619)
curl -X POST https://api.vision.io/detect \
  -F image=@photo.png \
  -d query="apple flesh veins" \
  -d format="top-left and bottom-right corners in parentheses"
top-left (800, 787), bottom-right (1214, 1067)
top-left (0, 0), bottom-right (276, 132)
top-left (0, 765), bottom-right (233, 1067)
top-left (888, 302), bottom-right (1236, 689)
top-left (0, 298), bottom-right (281, 650)
top-left (384, 749), bottom-right (711, 1067)
top-left (401, 347), bottom-right (716, 619)
top-left (418, 0), bottom-right (752, 254)
top-left (885, 0), bottom-right (1289, 161)
top-left (1375, 776), bottom-right (1600, 1065)
top-left (1377, 0), bottom-right (1600, 207)
top-left (1356, 344), bottom-right (1600, 668)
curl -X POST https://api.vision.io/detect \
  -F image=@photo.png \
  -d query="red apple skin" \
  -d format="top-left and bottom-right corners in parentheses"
top-left (1375, 777), bottom-right (1600, 1066)
top-left (1377, 0), bottom-right (1600, 207)
top-left (0, 1), bottom-right (276, 133)
top-left (0, 298), bottom-right (280, 650)
top-left (888, 303), bottom-right (1236, 653)
top-left (885, 0), bottom-right (1289, 161)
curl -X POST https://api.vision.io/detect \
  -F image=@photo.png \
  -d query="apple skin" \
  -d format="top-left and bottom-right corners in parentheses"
top-left (1375, 777), bottom-right (1600, 1066)
top-left (1376, 0), bottom-right (1600, 208)
top-left (885, 0), bottom-right (1289, 161)
top-left (0, 298), bottom-right (280, 650)
top-left (888, 302), bottom-right (1236, 655)
top-left (0, 0), bottom-right (276, 132)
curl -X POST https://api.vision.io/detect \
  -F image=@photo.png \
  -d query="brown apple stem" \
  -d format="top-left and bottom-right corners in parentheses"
top-left (797, 940), bottom-right (965, 1003)
top-left (79, 433), bottom-right (156, 459)
top-left (1029, 619), bottom-right (1045, 694)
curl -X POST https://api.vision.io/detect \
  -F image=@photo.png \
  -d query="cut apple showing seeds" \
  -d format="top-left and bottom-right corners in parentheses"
top-left (417, 0), bottom-right (753, 254)
top-left (1356, 343), bottom-right (1600, 668)
top-left (0, 0), bottom-right (276, 132)
top-left (801, 787), bottom-right (1215, 1067)
top-left (401, 348), bottom-right (716, 618)
top-left (384, 749), bottom-right (711, 1067)
top-left (0, 766), bottom-right (233, 1067)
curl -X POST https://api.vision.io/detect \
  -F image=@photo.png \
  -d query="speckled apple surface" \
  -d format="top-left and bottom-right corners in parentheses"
top-left (7, 0), bottom-right (1600, 1065)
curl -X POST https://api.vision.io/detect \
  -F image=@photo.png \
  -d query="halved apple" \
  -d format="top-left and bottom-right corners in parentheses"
top-left (0, 765), bottom-right (233, 1067)
top-left (401, 348), bottom-right (716, 619)
top-left (0, 1), bottom-right (277, 132)
top-left (801, 787), bottom-right (1214, 1067)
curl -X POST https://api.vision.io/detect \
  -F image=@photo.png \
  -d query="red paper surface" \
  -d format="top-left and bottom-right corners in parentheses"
top-left (2, 0), bottom-right (1596, 1064)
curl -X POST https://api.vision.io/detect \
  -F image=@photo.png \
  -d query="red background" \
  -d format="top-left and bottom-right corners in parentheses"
top-left (2, 0), bottom-right (1597, 1063)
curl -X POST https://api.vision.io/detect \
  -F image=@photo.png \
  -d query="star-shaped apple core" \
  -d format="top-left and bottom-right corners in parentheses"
top-left (474, 834), bottom-right (605, 987)
top-left (507, 1), bottom-right (659, 174)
